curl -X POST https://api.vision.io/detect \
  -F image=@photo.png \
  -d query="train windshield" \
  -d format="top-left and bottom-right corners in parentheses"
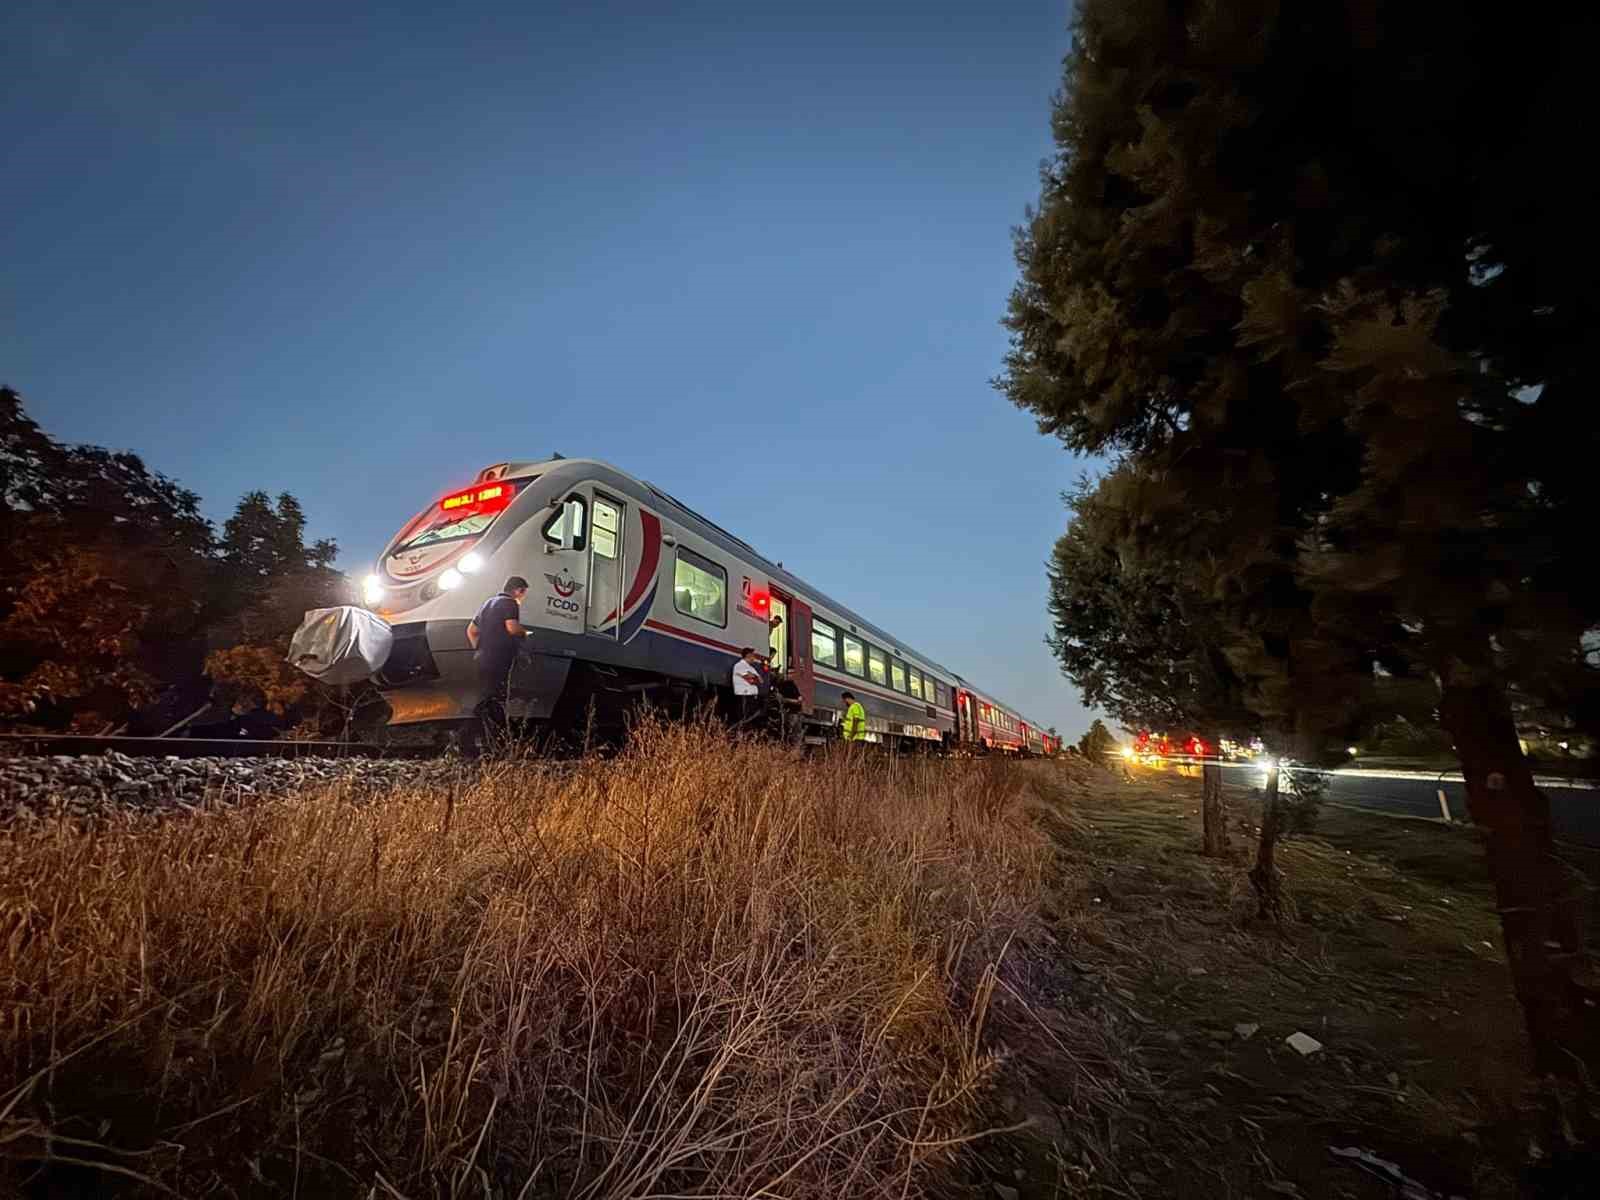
top-left (395, 510), bottom-right (496, 553)
top-left (390, 476), bottom-right (535, 555)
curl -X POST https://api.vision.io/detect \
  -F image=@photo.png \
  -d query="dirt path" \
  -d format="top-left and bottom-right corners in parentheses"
top-left (979, 763), bottom-right (1538, 1199)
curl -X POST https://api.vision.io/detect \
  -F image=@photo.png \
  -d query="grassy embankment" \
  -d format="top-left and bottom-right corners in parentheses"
top-left (1, 723), bottom-right (1051, 1197)
top-left (1, 727), bottom-right (1551, 1197)
top-left (996, 764), bottom-right (1552, 1198)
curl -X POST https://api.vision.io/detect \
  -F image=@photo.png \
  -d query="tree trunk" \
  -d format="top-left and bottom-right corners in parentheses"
top-left (1202, 759), bottom-right (1228, 856)
top-left (1249, 763), bottom-right (1283, 922)
top-left (1438, 678), bottom-right (1598, 1080)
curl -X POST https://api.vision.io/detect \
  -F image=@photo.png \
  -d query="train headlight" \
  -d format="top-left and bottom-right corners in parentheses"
top-left (459, 551), bottom-right (484, 574)
top-left (438, 568), bottom-right (464, 592)
top-left (362, 575), bottom-right (385, 605)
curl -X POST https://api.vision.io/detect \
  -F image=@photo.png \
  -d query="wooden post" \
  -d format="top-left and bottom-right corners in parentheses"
top-left (1249, 763), bottom-right (1283, 922)
top-left (1202, 758), bottom-right (1229, 856)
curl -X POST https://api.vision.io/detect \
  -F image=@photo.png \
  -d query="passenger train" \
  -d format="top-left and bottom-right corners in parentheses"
top-left (360, 457), bottom-right (1060, 755)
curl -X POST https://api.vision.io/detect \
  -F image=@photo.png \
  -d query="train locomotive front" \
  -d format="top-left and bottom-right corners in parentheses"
top-left (361, 458), bottom-right (595, 733)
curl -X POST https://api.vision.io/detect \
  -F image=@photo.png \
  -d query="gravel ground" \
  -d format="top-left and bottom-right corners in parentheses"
top-left (0, 751), bottom-right (460, 822)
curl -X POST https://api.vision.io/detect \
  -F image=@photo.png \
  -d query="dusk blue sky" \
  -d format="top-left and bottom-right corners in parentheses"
top-left (3, 0), bottom-right (1105, 738)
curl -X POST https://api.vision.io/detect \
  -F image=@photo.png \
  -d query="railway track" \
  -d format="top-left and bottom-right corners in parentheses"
top-left (1, 733), bottom-right (464, 825)
top-left (0, 733), bottom-right (437, 761)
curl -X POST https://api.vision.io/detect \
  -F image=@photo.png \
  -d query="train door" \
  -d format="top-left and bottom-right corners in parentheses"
top-left (538, 493), bottom-right (590, 631)
top-left (957, 691), bottom-right (978, 743)
top-left (585, 491), bottom-right (627, 639)
top-left (772, 589), bottom-right (815, 712)
top-left (767, 594), bottom-right (788, 672)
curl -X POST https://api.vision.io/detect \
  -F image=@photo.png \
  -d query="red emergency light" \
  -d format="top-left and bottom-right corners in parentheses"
top-left (439, 482), bottom-right (515, 515)
top-left (752, 592), bottom-right (770, 612)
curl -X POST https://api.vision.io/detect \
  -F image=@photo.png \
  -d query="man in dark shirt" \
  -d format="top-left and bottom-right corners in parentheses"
top-left (467, 576), bottom-right (530, 736)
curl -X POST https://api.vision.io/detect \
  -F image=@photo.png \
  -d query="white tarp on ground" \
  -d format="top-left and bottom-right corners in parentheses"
top-left (288, 606), bottom-right (394, 685)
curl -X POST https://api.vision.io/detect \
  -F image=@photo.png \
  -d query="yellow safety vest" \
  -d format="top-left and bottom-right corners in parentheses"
top-left (842, 701), bottom-right (867, 741)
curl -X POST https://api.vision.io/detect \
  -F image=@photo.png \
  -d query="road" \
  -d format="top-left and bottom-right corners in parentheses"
top-left (1205, 760), bottom-right (1600, 848)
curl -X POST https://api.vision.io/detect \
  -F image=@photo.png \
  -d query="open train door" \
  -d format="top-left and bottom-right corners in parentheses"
top-left (955, 689), bottom-right (978, 745)
top-left (772, 588), bottom-right (815, 712)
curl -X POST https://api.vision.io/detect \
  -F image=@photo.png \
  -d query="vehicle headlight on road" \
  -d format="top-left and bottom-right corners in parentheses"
top-left (459, 551), bottom-right (484, 574)
top-left (438, 568), bottom-right (464, 592)
top-left (362, 574), bottom-right (385, 605)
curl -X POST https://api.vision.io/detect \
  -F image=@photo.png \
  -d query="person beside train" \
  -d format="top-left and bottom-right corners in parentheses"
top-left (839, 691), bottom-right (867, 745)
top-left (731, 647), bottom-right (762, 729)
top-left (467, 576), bottom-right (530, 736)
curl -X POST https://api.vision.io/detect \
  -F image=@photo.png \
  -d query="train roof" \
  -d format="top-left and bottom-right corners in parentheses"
top-left (487, 456), bottom-right (1055, 732)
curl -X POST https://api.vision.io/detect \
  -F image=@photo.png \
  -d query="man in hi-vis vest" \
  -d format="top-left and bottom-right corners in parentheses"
top-left (840, 691), bottom-right (867, 744)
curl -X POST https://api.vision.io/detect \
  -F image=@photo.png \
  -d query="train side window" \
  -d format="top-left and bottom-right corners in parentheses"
top-left (842, 635), bottom-right (865, 677)
top-left (673, 548), bottom-right (727, 627)
top-left (812, 619), bottom-right (839, 668)
top-left (909, 668), bottom-right (922, 698)
top-left (542, 497), bottom-right (588, 550)
top-left (891, 660), bottom-right (907, 693)
top-left (592, 497), bottom-right (620, 559)
top-left (867, 646), bottom-right (887, 686)
top-left (933, 681), bottom-right (946, 706)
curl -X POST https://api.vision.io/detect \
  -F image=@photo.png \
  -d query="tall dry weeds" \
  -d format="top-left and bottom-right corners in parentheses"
top-left (0, 720), bottom-right (1047, 1197)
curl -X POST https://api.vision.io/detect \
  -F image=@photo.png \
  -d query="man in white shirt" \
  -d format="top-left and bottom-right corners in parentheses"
top-left (731, 646), bottom-right (762, 729)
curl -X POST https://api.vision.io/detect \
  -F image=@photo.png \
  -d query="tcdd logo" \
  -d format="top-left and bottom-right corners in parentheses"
top-left (544, 569), bottom-right (583, 599)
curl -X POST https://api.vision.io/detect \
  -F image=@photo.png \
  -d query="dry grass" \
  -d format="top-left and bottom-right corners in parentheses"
top-left (0, 720), bottom-right (1049, 1198)
top-left (4, 739), bottom-right (1551, 1199)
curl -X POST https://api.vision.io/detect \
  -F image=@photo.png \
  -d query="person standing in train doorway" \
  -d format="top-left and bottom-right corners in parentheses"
top-left (467, 576), bottom-right (530, 743)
